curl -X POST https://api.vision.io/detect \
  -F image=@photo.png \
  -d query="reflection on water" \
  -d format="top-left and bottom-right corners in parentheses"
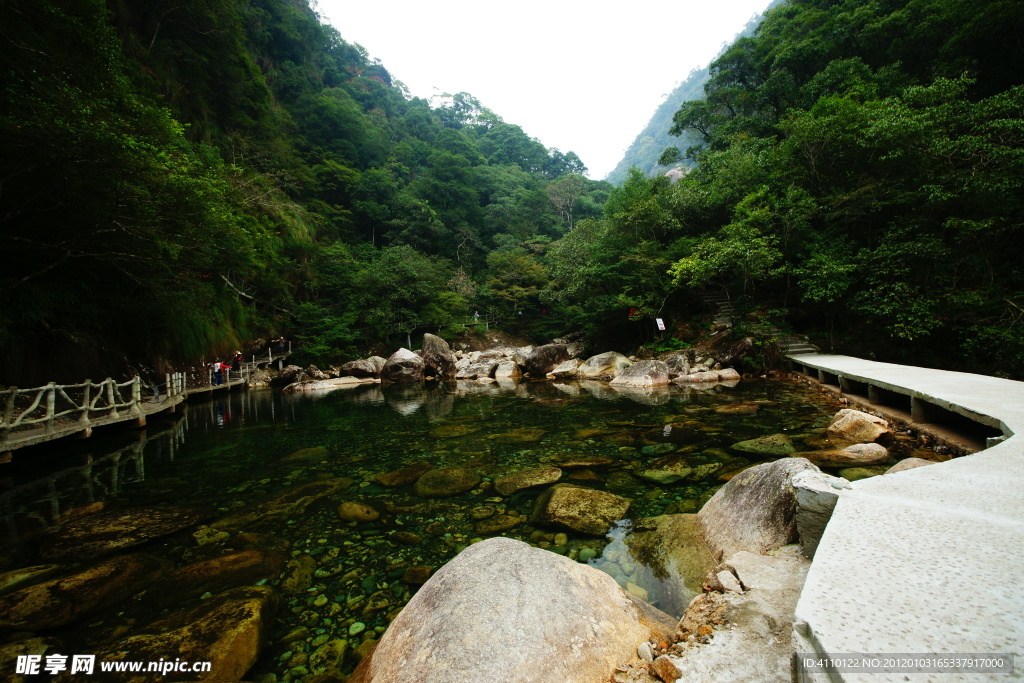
top-left (0, 377), bottom-right (842, 680)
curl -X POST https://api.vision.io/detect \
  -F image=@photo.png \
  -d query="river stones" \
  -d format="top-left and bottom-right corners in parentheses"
top-left (0, 554), bottom-right (166, 631)
top-left (493, 466), bottom-right (562, 496)
top-left (93, 586), bottom-right (278, 682)
top-left (349, 538), bottom-right (675, 683)
top-left (414, 466), bottom-right (481, 497)
top-left (698, 459), bottom-right (818, 562)
top-left (636, 455), bottom-right (693, 484)
top-left (826, 408), bottom-right (893, 445)
top-left (0, 564), bottom-right (61, 597)
top-left (522, 344), bottom-right (570, 376)
top-left (494, 360), bottom-right (522, 378)
top-left (609, 360), bottom-right (670, 388)
top-left (730, 434), bottom-right (796, 457)
top-left (374, 461), bottom-right (432, 487)
top-left (163, 550), bottom-right (287, 601)
top-left (714, 402), bottom-right (760, 415)
top-left (558, 456), bottom-right (616, 469)
top-left (421, 333), bottom-right (456, 379)
top-left (456, 359), bottom-right (499, 380)
top-left (578, 352), bottom-right (631, 380)
top-left (212, 479), bottom-right (352, 532)
top-left (402, 566), bottom-right (433, 584)
top-left (381, 348), bottom-right (425, 383)
top-left (839, 466), bottom-right (888, 481)
top-left (39, 505), bottom-right (212, 560)
top-left (531, 484), bottom-right (631, 536)
top-left (337, 502), bottom-right (380, 523)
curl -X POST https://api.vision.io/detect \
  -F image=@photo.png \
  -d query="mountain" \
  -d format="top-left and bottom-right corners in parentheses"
top-left (605, 0), bottom-right (783, 185)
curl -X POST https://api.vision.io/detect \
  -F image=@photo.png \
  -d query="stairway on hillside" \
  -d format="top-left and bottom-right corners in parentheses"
top-left (701, 292), bottom-right (735, 328)
top-left (774, 334), bottom-right (820, 355)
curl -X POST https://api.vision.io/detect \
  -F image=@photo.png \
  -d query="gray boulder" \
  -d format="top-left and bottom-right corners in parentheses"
top-left (551, 359), bottom-right (581, 379)
top-left (340, 359), bottom-right (379, 378)
top-left (531, 484), bottom-right (631, 536)
top-left (826, 409), bottom-right (894, 445)
top-left (421, 333), bottom-right (457, 379)
top-left (494, 360), bottom-right (522, 378)
top-left (381, 348), bottom-right (424, 383)
top-left (349, 538), bottom-right (675, 683)
top-left (698, 459), bottom-right (818, 561)
top-left (523, 344), bottom-right (570, 376)
top-left (609, 360), bottom-right (670, 388)
top-left (578, 352), bottom-right (631, 380)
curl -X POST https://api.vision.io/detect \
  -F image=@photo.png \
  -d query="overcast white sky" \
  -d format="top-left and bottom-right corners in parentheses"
top-left (314, 0), bottom-right (772, 180)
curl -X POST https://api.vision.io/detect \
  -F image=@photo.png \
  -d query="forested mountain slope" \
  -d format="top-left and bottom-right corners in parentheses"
top-left (557, 0), bottom-right (1024, 377)
top-left (0, 0), bottom-right (604, 383)
top-left (3, 0), bottom-right (1022, 383)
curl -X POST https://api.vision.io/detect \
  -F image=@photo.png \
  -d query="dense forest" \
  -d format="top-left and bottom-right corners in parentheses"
top-left (2, 0), bottom-right (1024, 383)
top-left (0, 0), bottom-right (606, 384)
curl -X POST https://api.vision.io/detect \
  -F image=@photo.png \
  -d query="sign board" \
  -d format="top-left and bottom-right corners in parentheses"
top-left (655, 318), bottom-right (666, 331)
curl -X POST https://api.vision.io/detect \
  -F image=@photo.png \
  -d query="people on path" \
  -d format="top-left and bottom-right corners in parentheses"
top-left (232, 352), bottom-right (243, 372)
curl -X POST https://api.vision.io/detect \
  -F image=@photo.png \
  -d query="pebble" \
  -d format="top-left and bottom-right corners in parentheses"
top-left (348, 622), bottom-right (366, 636)
top-left (578, 548), bottom-right (598, 562)
top-left (313, 595), bottom-right (328, 607)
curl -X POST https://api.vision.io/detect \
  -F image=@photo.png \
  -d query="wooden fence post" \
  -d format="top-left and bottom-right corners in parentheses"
top-left (80, 381), bottom-right (92, 425)
top-left (2, 386), bottom-right (17, 446)
top-left (106, 379), bottom-right (117, 418)
top-left (44, 383), bottom-right (56, 435)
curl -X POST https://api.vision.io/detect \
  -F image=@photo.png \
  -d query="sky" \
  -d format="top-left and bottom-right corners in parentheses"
top-left (313, 0), bottom-right (773, 180)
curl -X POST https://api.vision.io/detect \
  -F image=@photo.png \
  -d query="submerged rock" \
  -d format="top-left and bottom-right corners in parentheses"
top-left (374, 461), bottom-right (432, 487)
top-left (39, 505), bottom-right (212, 560)
top-left (493, 466), bottom-right (562, 496)
top-left (212, 479), bottom-right (352, 532)
top-left (793, 443), bottom-right (889, 467)
top-left (625, 514), bottom-right (718, 617)
top-left (349, 538), bottom-right (675, 683)
top-left (730, 434), bottom-right (796, 457)
top-left (698, 459), bottom-right (818, 561)
top-left (94, 586), bottom-right (278, 682)
top-left (473, 514), bottom-right (523, 535)
top-left (0, 564), bottom-right (61, 597)
top-left (636, 455), bottom-right (693, 484)
top-left (163, 550), bottom-right (286, 601)
top-left (414, 466), bottom-right (481, 497)
top-left (886, 457), bottom-right (939, 474)
top-left (531, 484), bottom-right (631, 536)
top-left (337, 502), bottom-right (380, 523)
top-left (0, 554), bottom-right (165, 631)
top-left (826, 408), bottom-right (893, 445)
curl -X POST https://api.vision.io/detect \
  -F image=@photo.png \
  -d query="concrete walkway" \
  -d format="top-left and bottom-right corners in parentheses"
top-left (787, 355), bottom-right (1024, 681)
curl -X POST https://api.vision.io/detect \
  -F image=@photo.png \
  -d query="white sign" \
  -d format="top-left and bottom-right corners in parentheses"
top-left (655, 318), bottom-right (666, 331)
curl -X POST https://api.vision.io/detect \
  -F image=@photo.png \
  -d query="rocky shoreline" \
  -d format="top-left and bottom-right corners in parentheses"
top-left (253, 334), bottom-right (746, 395)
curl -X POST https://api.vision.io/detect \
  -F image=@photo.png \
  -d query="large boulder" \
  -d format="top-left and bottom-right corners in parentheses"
top-left (340, 359), bottom-right (379, 378)
top-left (494, 360), bottom-right (522, 379)
top-left (0, 554), bottom-right (166, 631)
top-left (550, 359), bottom-right (581, 379)
top-left (456, 359), bottom-right (498, 380)
top-left (162, 550), bottom-right (287, 602)
top-left (494, 467), bottom-right (562, 496)
top-left (609, 360), bottom-right (670, 388)
top-left (698, 459), bottom-right (818, 562)
top-left (421, 333), bottom-right (456, 379)
top-left (39, 505), bottom-right (212, 560)
top-left (349, 538), bottom-right (675, 683)
top-left (93, 586), bottom-right (278, 683)
top-left (826, 408), bottom-right (893, 445)
top-left (578, 352), bottom-right (631, 380)
top-left (663, 354), bottom-right (691, 379)
top-left (269, 364), bottom-right (306, 387)
top-left (381, 348), bottom-right (424, 383)
top-left (522, 344), bottom-right (570, 376)
top-left (791, 469), bottom-right (849, 558)
top-left (531, 484), bottom-right (631, 536)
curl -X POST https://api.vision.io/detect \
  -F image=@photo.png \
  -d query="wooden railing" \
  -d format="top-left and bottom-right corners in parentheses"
top-left (1, 373), bottom-right (186, 449)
